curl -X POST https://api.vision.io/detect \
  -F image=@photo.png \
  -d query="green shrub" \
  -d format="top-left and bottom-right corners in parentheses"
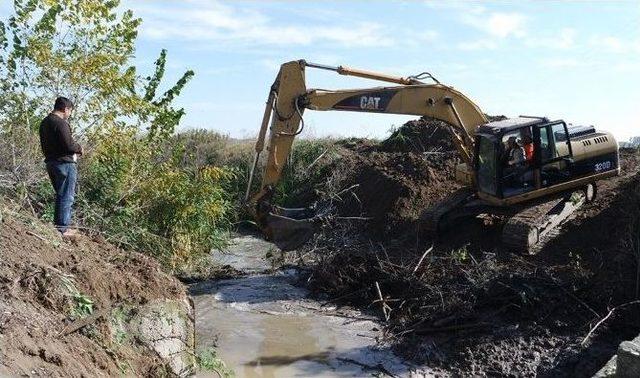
top-left (73, 126), bottom-right (236, 270)
top-left (137, 165), bottom-right (235, 265)
top-left (197, 347), bottom-right (234, 377)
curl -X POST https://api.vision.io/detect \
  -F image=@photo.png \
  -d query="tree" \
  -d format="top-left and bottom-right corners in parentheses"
top-left (0, 0), bottom-right (194, 206)
top-left (0, 0), bottom-right (193, 134)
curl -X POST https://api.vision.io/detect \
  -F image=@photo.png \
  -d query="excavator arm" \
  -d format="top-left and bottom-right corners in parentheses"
top-left (245, 60), bottom-right (488, 249)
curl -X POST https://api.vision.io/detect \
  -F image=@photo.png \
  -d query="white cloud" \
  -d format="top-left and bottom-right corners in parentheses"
top-left (613, 61), bottom-right (640, 73)
top-left (446, 6), bottom-right (527, 51)
top-left (555, 28), bottom-right (578, 49)
top-left (423, 1), bottom-right (486, 15)
top-left (593, 36), bottom-right (624, 52)
top-left (130, 0), bottom-right (394, 48)
top-left (453, 5), bottom-right (527, 39)
top-left (590, 36), bottom-right (640, 54)
top-left (540, 58), bottom-right (582, 68)
top-left (457, 39), bottom-right (498, 51)
top-left (258, 58), bottom-right (281, 72)
top-left (416, 30), bottom-right (439, 42)
top-left (483, 12), bottom-right (527, 38)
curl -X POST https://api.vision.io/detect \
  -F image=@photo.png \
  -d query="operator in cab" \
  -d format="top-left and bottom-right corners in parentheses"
top-left (506, 136), bottom-right (526, 167)
top-left (503, 136), bottom-right (527, 189)
top-left (522, 134), bottom-right (534, 163)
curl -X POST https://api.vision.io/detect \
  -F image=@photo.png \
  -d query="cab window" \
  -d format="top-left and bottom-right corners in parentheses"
top-left (537, 122), bottom-right (572, 187)
top-left (551, 123), bottom-right (570, 158)
top-left (539, 126), bottom-right (553, 161)
top-left (477, 135), bottom-right (497, 195)
top-left (500, 126), bottom-right (535, 198)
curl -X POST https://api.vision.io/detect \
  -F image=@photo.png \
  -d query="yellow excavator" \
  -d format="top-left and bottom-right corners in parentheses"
top-left (244, 60), bottom-right (620, 253)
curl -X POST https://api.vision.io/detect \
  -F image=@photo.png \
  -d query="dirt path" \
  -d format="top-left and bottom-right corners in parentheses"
top-left (191, 235), bottom-right (436, 377)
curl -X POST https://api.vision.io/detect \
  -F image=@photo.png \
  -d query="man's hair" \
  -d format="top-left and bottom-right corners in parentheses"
top-left (54, 97), bottom-right (74, 111)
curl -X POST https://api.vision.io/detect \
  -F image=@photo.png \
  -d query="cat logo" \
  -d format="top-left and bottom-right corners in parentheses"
top-left (360, 96), bottom-right (381, 110)
top-left (333, 90), bottom-right (396, 111)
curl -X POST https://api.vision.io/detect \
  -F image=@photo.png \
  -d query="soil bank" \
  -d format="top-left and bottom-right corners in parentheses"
top-left (0, 204), bottom-right (195, 376)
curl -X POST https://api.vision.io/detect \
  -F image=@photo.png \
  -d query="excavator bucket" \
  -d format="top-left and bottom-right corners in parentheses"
top-left (262, 206), bottom-right (317, 251)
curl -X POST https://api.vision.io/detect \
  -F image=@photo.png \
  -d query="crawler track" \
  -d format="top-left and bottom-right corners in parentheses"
top-left (502, 193), bottom-right (584, 254)
top-left (422, 188), bottom-right (475, 233)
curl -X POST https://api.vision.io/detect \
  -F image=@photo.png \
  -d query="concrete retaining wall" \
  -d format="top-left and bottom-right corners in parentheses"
top-left (132, 298), bottom-right (196, 377)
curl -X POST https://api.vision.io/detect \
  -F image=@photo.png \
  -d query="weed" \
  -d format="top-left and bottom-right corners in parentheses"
top-left (197, 347), bottom-right (234, 377)
top-left (59, 275), bottom-right (94, 319)
top-left (72, 292), bottom-right (94, 318)
top-left (451, 245), bottom-right (469, 263)
top-left (111, 306), bottom-right (133, 345)
top-left (570, 192), bottom-right (583, 205)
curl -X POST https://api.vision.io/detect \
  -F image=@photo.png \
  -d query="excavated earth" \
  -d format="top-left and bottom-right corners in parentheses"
top-left (325, 118), bottom-right (464, 236)
top-left (297, 118), bottom-right (640, 377)
top-left (0, 207), bottom-right (195, 376)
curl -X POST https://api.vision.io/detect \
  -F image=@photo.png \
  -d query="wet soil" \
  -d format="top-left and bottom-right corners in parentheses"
top-left (295, 118), bottom-right (640, 376)
top-left (327, 119), bottom-right (464, 236)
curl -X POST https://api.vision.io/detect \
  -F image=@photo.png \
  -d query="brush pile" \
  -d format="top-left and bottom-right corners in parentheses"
top-left (302, 118), bottom-right (640, 376)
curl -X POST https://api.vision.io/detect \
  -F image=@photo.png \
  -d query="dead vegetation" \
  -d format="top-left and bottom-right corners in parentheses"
top-left (291, 119), bottom-right (640, 376)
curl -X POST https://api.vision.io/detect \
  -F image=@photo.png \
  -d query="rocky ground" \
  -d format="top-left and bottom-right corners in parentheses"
top-left (0, 204), bottom-right (196, 376)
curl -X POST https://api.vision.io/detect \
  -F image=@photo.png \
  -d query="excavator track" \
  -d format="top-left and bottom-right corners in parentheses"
top-left (422, 188), bottom-right (476, 233)
top-left (502, 191), bottom-right (585, 254)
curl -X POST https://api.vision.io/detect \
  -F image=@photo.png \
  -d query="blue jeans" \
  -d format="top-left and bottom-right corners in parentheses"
top-left (46, 161), bottom-right (77, 233)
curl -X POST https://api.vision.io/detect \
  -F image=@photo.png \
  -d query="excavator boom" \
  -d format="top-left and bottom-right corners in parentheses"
top-left (245, 60), bottom-right (488, 249)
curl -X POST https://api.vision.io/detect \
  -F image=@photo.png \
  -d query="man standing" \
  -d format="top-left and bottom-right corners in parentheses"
top-left (39, 97), bottom-right (83, 237)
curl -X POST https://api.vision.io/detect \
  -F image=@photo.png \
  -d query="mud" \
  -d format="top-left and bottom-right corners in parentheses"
top-left (330, 118), bottom-right (462, 235)
top-left (0, 207), bottom-right (195, 376)
top-left (295, 118), bottom-right (640, 376)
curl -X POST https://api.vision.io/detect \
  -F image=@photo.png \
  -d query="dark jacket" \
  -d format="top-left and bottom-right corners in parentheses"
top-left (39, 113), bottom-right (81, 163)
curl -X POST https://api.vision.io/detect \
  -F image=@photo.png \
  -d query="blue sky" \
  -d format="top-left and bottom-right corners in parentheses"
top-left (4, 1), bottom-right (640, 140)
top-left (120, 0), bottom-right (639, 141)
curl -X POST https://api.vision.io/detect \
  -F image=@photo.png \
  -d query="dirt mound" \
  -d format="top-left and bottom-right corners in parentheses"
top-left (307, 121), bottom-right (640, 376)
top-left (328, 118), bottom-right (461, 235)
top-left (379, 117), bottom-right (456, 153)
top-left (0, 205), bottom-right (192, 376)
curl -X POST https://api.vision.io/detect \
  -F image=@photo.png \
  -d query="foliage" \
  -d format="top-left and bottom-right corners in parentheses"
top-left (137, 165), bottom-right (235, 265)
top-left (60, 275), bottom-right (94, 318)
top-left (0, 0), bottom-right (342, 271)
top-left (0, 0), bottom-right (193, 135)
top-left (274, 138), bottom-right (338, 207)
top-left (197, 347), bottom-right (234, 377)
top-left (0, 1), bottom-right (243, 271)
top-left (72, 292), bottom-right (95, 318)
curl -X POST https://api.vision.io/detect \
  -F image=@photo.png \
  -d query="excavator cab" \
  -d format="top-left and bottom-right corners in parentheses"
top-left (474, 117), bottom-right (619, 203)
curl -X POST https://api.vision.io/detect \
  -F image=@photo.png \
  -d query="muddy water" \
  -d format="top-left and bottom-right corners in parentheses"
top-left (192, 235), bottom-right (431, 377)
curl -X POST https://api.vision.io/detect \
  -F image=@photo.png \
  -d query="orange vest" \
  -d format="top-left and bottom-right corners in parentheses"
top-left (524, 143), bottom-right (534, 162)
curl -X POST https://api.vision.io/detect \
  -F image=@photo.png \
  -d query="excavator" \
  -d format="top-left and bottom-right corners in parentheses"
top-left (244, 60), bottom-right (620, 253)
